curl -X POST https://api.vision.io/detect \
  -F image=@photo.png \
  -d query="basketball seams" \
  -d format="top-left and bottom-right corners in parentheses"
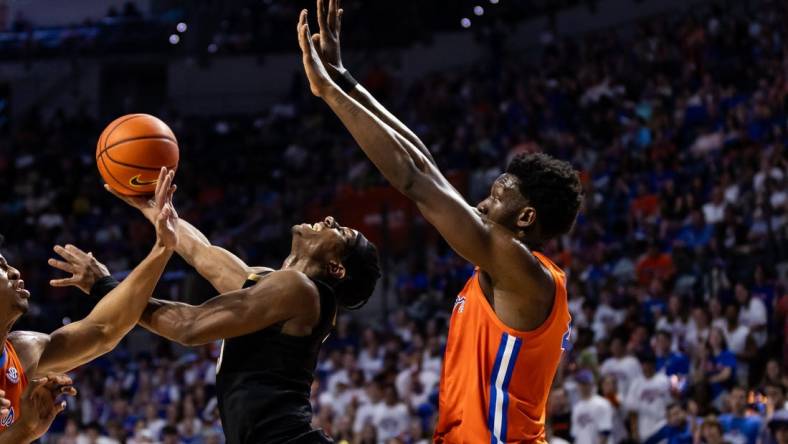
top-left (97, 113), bottom-right (147, 158)
top-left (97, 151), bottom-right (141, 194)
top-left (104, 147), bottom-right (178, 171)
top-left (97, 135), bottom-right (178, 159)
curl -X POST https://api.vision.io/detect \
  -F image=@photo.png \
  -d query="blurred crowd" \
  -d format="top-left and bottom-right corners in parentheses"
top-left (0, 0), bottom-right (788, 443)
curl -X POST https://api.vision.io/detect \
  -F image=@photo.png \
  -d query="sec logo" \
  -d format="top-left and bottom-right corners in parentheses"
top-left (6, 367), bottom-right (18, 384)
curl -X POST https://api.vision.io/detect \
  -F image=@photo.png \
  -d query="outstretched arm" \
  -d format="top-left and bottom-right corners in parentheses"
top-left (105, 186), bottom-right (269, 293)
top-left (310, 0), bottom-right (435, 166)
top-left (21, 169), bottom-right (178, 377)
top-left (138, 270), bottom-right (319, 346)
top-left (47, 252), bottom-right (319, 347)
top-left (298, 12), bottom-right (541, 286)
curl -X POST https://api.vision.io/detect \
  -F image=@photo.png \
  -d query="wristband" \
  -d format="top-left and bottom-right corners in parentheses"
top-left (90, 276), bottom-right (120, 299)
top-left (334, 70), bottom-right (359, 93)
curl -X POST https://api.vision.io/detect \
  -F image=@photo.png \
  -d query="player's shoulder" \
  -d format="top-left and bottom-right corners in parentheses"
top-left (8, 331), bottom-right (50, 373)
top-left (268, 269), bottom-right (319, 292)
top-left (261, 270), bottom-right (321, 309)
top-left (8, 330), bottom-right (50, 349)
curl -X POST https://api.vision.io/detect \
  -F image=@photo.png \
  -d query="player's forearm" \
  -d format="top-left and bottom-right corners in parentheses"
top-left (347, 83), bottom-right (436, 166)
top-left (86, 244), bottom-right (173, 346)
top-left (138, 298), bottom-right (196, 345)
top-left (323, 86), bottom-right (434, 196)
top-left (173, 220), bottom-right (250, 292)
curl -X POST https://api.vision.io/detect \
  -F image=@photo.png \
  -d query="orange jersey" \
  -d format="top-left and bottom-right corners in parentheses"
top-left (0, 340), bottom-right (27, 429)
top-left (435, 252), bottom-right (571, 443)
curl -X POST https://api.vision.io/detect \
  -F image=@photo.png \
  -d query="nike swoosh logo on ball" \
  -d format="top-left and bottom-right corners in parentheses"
top-left (129, 175), bottom-right (159, 187)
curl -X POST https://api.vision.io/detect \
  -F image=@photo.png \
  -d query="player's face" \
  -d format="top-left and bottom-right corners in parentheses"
top-left (0, 253), bottom-right (30, 317)
top-left (291, 216), bottom-right (357, 273)
top-left (476, 174), bottom-right (532, 234)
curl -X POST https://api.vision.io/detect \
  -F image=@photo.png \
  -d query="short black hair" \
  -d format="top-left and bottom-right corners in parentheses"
top-left (506, 153), bottom-right (583, 238)
top-left (334, 232), bottom-right (381, 310)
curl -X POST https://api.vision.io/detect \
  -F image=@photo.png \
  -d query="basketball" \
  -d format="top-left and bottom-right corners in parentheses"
top-left (96, 113), bottom-right (179, 196)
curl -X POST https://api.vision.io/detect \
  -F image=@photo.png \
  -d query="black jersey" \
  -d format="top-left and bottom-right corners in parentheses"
top-left (216, 271), bottom-right (336, 444)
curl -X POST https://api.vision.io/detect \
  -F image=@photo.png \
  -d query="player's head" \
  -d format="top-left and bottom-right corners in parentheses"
top-left (0, 235), bottom-right (30, 323)
top-left (475, 153), bottom-right (582, 245)
top-left (290, 216), bottom-right (381, 309)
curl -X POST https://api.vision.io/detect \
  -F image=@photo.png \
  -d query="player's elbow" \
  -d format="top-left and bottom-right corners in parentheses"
top-left (399, 162), bottom-right (432, 201)
top-left (95, 323), bottom-right (123, 355)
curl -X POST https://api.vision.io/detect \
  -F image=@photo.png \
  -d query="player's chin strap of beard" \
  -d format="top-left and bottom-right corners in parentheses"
top-left (338, 231), bottom-right (372, 311)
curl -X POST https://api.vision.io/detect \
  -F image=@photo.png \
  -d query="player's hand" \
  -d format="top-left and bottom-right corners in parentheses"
top-left (104, 185), bottom-right (158, 223)
top-left (153, 168), bottom-right (179, 250)
top-left (298, 10), bottom-right (337, 97)
top-left (48, 245), bottom-right (111, 295)
top-left (16, 375), bottom-right (77, 441)
top-left (312, 0), bottom-right (345, 75)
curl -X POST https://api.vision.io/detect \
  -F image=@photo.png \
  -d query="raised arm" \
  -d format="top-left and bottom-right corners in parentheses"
top-left (298, 12), bottom-right (538, 284)
top-left (311, 0), bottom-right (435, 166)
top-left (19, 168), bottom-right (178, 377)
top-left (105, 186), bottom-right (269, 293)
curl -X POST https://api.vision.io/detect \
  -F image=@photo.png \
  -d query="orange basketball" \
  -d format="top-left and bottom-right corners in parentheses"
top-left (96, 113), bottom-right (179, 196)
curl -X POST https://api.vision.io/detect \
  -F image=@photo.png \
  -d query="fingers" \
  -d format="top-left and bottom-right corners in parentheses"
top-left (48, 258), bottom-right (76, 274)
top-left (45, 374), bottom-right (73, 388)
top-left (52, 245), bottom-right (78, 263)
top-left (58, 386), bottom-right (78, 397)
top-left (337, 8), bottom-right (343, 34)
top-left (49, 277), bottom-right (80, 288)
top-left (298, 10), bottom-right (309, 53)
top-left (25, 377), bottom-right (49, 396)
top-left (328, 0), bottom-right (337, 33)
top-left (316, 0), bottom-right (327, 33)
top-left (166, 183), bottom-right (177, 205)
top-left (54, 400), bottom-right (67, 415)
top-left (154, 167), bottom-right (168, 208)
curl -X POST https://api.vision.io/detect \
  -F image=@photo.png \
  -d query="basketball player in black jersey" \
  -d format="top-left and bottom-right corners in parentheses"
top-left (50, 189), bottom-right (380, 444)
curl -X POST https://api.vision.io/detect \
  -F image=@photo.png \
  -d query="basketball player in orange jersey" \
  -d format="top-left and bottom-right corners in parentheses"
top-left (298, 2), bottom-right (582, 442)
top-left (0, 168), bottom-right (179, 440)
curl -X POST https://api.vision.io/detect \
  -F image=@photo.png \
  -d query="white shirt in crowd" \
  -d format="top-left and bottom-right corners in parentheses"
top-left (712, 319), bottom-right (750, 355)
top-left (373, 402), bottom-right (410, 443)
top-left (353, 400), bottom-right (381, 434)
top-left (571, 394), bottom-right (614, 444)
top-left (625, 372), bottom-right (671, 442)
top-left (600, 356), bottom-right (643, 398)
top-left (739, 297), bottom-right (768, 347)
top-left (703, 201), bottom-right (726, 224)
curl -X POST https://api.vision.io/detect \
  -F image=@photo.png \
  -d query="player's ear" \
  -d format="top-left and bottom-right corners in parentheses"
top-left (517, 206), bottom-right (536, 229)
top-left (327, 260), bottom-right (346, 280)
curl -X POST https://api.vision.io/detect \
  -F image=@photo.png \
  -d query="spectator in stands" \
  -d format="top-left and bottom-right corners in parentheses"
top-left (718, 386), bottom-right (763, 444)
top-left (571, 370), bottom-right (614, 444)
top-left (643, 402), bottom-right (693, 444)
top-left (625, 351), bottom-right (672, 442)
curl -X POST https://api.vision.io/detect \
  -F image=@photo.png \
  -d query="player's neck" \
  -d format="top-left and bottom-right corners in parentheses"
top-left (518, 231), bottom-right (543, 252)
top-left (0, 318), bottom-right (15, 346)
top-left (281, 254), bottom-right (321, 278)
